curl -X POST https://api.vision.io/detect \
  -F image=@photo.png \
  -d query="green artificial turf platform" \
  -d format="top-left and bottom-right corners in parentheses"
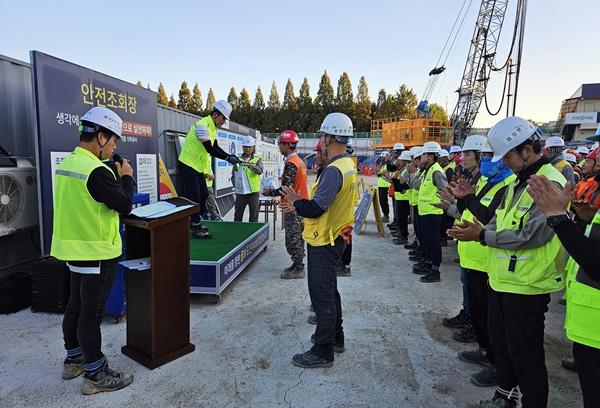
top-left (189, 221), bottom-right (266, 262)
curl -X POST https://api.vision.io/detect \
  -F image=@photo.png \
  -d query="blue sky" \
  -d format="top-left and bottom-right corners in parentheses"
top-left (1, 0), bottom-right (599, 127)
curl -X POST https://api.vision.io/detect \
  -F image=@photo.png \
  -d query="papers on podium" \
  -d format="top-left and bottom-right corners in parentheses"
top-left (130, 201), bottom-right (194, 219)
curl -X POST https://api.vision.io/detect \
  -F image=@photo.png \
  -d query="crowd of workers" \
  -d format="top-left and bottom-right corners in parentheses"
top-left (49, 98), bottom-right (600, 407)
top-left (375, 119), bottom-right (600, 407)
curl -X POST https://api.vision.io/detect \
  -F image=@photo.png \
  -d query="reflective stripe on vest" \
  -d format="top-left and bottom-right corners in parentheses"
top-left (377, 164), bottom-right (391, 188)
top-left (418, 162), bottom-right (445, 215)
top-left (457, 174), bottom-right (516, 272)
top-left (50, 147), bottom-right (122, 262)
top-left (487, 164), bottom-right (567, 295)
top-left (565, 212), bottom-right (600, 349)
top-left (178, 115), bottom-right (217, 174)
top-left (303, 157), bottom-right (357, 246)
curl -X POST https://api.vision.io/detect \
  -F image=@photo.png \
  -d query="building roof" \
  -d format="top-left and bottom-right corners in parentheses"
top-left (570, 83), bottom-right (600, 99)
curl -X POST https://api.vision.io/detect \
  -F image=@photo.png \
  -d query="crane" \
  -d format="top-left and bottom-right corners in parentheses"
top-left (451, 0), bottom-right (528, 145)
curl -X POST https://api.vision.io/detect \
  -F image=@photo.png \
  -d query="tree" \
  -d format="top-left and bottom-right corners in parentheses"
top-left (297, 78), bottom-right (313, 132)
top-left (188, 83), bottom-right (203, 115)
top-left (335, 72), bottom-right (354, 117)
top-left (251, 86), bottom-right (265, 130)
top-left (227, 87), bottom-right (239, 110)
top-left (281, 79), bottom-right (299, 130)
top-left (395, 84), bottom-right (418, 118)
top-left (205, 88), bottom-right (216, 114)
top-left (311, 71), bottom-right (335, 130)
top-left (177, 81), bottom-right (192, 112)
top-left (374, 89), bottom-right (387, 119)
top-left (263, 81), bottom-right (281, 132)
top-left (235, 87), bottom-right (252, 125)
top-left (136, 80), bottom-right (144, 87)
top-left (168, 94), bottom-right (177, 109)
top-left (157, 83), bottom-right (169, 106)
top-left (354, 76), bottom-right (372, 132)
top-left (429, 103), bottom-right (449, 124)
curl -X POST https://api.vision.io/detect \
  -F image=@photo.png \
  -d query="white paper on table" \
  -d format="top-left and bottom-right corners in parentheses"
top-left (145, 204), bottom-right (194, 219)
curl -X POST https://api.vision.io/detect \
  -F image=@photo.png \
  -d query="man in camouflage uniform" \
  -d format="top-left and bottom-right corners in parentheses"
top-left (263, 130), bottom-right (309, 279)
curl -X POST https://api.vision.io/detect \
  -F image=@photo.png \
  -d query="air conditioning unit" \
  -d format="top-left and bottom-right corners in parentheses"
top-left (0, 159), bottom-right (39, 237)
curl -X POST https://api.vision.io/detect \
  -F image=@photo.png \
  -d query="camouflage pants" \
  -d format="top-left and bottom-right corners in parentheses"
top-left (284, 211), bottom-right (305, 268)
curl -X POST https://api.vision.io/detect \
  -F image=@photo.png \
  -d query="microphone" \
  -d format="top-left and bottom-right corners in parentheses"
top-left (112, 154), bottom-right (136, 185)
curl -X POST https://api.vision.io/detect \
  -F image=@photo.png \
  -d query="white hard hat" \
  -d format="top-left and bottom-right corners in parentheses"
top-left (81, 107), bottom-right (123, 138)
top-left (449, 145), bottom-right (462, 154)
top-left (409, 146), bottom-right (423, 158)
top-left (242, 136), bottom-right (255, 147)
top-left (461, 135), bottom-right (487, 152)
top-left (563, 152), bottom-right (577, 164)
top-left (487, 116), bottom-right (538, 162)
top-left (577, 146), bottom-right (590, 155)
top-left (545, 136), bottom-right (565, 148)
top-left (439, 149), bottom-right (449, 158)
top-left (319, 112), bottom-right (354, 139)
top-left (480, 141), bottom-right (494, 154)
top-left (214, 100), bottom-right (233, 120)
top-left (399, 151), bottom-right (412, 161)
top-left (393, 143), bottom-right (405, 151)
top-left (422, 141), bottom-right (442, 155)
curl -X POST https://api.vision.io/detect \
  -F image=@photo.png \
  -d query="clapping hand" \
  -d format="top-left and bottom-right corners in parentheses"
top-left (279, 186), bottom-right (302, 213)
top-left (451, 178), bottom-right (475, 199)
top-left (434, 187), bottom-right (455, 211)
top-left (527, 176), bottom-right (572, 217)
top-left (447, 219), bottom-right (483, 242)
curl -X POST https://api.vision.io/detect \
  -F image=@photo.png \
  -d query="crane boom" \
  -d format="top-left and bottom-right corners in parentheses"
top-left (452, 0), bottom-right (510, 145)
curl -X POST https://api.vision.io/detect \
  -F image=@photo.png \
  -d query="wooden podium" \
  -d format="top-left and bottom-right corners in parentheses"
top-left (121, 197), bottom-right (200, 369)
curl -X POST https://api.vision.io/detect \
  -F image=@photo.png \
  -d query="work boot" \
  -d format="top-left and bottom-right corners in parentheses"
top-left (62, 355), bottom-right (84, 380)
top-left (408, 249), bottom-right (422, 256)
top-left (453, 323), bottom-right (477, 343)
top-left (307, 315), bottom-right (317, 325)
top-left (404, 241), bottom-right (419, 250)
top-left (81, 359), bottom-right (133, 395)
top-left (467, 392), bottom-right (517, 408)
top-left (443, 310), bottom-right (470, 329)
top-left (561, 358), bottom-right (577, 372)
top-left (470, 366), bottom-right (498, 387)
top-left (420, 271), bottom-right (440, 283)
top-left (192, 226), bottom-right (212, 239)
top-left (393, 237), bottom-right (409, 245)
top-left (387, 222), bottom-right (398, 229)
top-left (412, 262), bottom-right (430, 275)
top-left (382, 215), bottom-right (390, 223)
top-left (337, 265), bottom-right (351, 277)
top-left (281, 266), bottom-right (305, 279)
top-left (409, 255), bottom-right (423, 263)
top-left (311, 334), bottom-right (345, 353)
top-left (292, 350), bottom-right (333, 368)
top-left (458, 348), bottom-right (491, 367)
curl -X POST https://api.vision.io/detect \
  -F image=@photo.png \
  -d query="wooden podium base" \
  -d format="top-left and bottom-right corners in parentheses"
top-left (122, 343), bottom-right (195, 370)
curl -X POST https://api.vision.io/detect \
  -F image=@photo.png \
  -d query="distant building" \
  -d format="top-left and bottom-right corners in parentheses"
top-left (556, 83), bottom-right (600, 141)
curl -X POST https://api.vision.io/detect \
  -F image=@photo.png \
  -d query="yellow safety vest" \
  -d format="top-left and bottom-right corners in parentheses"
top-left (564, 212), bottom-right (600, 349)
top-left (377, 164), bottom-right (391, 188)
top-left (178, 115), bottom-right (217, 174)
top-left (409, 170), bottom-right (422, 207)
top-left (457, 174), bottom-right (516, 272)
top-left (394, 169), bottom-right (410, 201)
top-left (50, 147), bottom-right (122, 261)
top-left (303, 157), bottom-right (358, 246)
top-left (488, 163), bottom-right (567, 295)
top-left (418, 162), bottom-right (445, 215)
